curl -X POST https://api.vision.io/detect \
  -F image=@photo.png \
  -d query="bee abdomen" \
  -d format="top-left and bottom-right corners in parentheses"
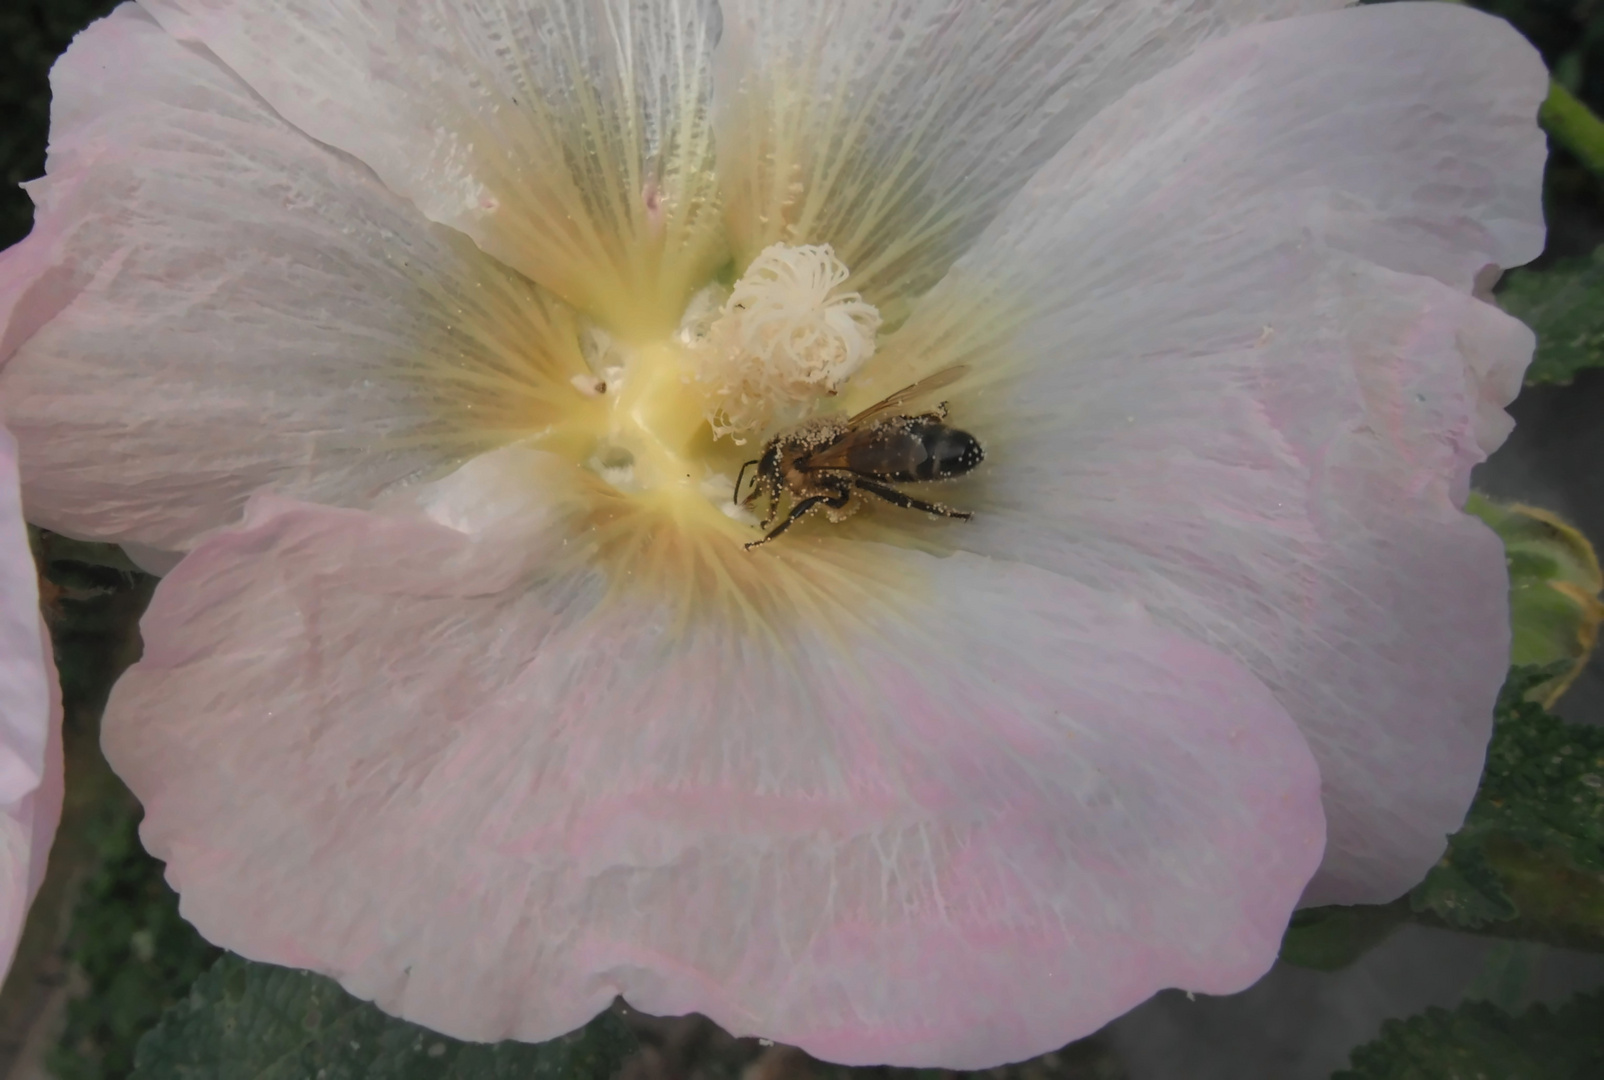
top-left (915, 427), bottom-right (984, 480)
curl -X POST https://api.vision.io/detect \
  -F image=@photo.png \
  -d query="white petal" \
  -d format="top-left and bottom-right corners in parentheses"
top-left (0, 5), bottom-right (587, 553)
top-left (876, 2), bottom-right (1546, 904)
top-left (142, 0), bottom-right (726, 334)
top-left (107, 446), bottom-right (1324, 1067)
top-left (713, 0), bottom-right (1344, 317)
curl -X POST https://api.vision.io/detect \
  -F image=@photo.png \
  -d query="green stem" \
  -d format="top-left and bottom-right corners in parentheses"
top-left (1542, 80), bottom-right (1604, 181)
top-left (1430, 0), bottom-right (1604, 179)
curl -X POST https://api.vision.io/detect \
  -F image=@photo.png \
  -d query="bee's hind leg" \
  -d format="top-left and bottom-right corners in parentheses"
top-left (853, 478), bottom-right (972, 520)
top-left (745, 487), bottom-right (851, 550)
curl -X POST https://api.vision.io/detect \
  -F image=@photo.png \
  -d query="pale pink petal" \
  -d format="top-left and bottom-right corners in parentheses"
top-left (0, 184), bottom-right (80, 367)
top-left (884, 3), bottom-right (1545, 904)
top-left (0, 5), bottom-right (585, 554)
top-left (0, 425), bottom-right (63, 984)
top-left (105, 448), bottom-right (1324, 1067)
top-left (714, 0), bottom-right (1343, 307)
top-left (140, 0), bottom-right (725, 332)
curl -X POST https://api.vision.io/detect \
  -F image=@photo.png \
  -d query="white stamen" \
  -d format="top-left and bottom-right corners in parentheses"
top-left (692, 243), bottom-right (881, 438)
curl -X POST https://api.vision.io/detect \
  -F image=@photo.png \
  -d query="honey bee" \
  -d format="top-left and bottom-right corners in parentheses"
top-left (734, 365), bottom-right (984, 549)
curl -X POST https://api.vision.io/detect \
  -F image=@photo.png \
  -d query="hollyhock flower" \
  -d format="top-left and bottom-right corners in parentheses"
top-left (0, 0), bottom-right (1546, 1068)
top-left (0, 424), bottom-right (62, 984)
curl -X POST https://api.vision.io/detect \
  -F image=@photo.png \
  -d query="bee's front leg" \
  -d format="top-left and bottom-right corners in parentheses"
top-left (746, 484), bottom-right (851, 550)
top-left (758, 470), bottom-right (785, 528)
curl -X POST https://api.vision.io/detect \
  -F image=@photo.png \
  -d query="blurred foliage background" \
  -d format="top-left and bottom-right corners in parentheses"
top-left (2, 0), bottom-right (1604, 1078)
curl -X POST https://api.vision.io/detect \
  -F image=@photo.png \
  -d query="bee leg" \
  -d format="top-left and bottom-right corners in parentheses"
top-left (852, 478), bottom-right (972, 520)
top-left (746, 487), bottom-right (851, 550)
top-left (746, 495), bottom-right (828, 549)
top-left (733, 458), bottom-right (761, 504)
top-left (758, 472), bottom-right (785, 528)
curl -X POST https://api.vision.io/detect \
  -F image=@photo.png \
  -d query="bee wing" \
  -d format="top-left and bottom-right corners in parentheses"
top-left (847, 364), bottom-right (970, 424)
top-left (796, 426), bottom-right (887, 472)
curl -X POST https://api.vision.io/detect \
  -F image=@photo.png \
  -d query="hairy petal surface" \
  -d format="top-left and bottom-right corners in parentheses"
top-left (891, 2), bottom-right (1546, 904)
top-left (0, 426), bottom-right (63, 982)
top-left (0, 5), bottom-right (587, 554)
top-left (712, 0), bottom-right (1341, 320)
top-left (105, 448), bottom-right (1324, 1068)
top-left (141, 0), bottom-right (725, 336)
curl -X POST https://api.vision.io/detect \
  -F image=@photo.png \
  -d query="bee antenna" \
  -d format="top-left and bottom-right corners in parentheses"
top-left (733, 458), bottom-right (760, 503)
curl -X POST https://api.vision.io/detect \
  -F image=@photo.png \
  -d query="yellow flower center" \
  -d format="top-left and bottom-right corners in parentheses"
top-left (559, 244), bottom-right (883, 531)
top-left (404, 201), bottom-right (1014, 631)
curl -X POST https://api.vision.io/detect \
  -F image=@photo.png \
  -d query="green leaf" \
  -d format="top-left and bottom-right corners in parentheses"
top-left (1332, 990), bottom-right (1604, 1080)
top-left (1410, 843), bottom-right (1519, 929)
top-left (1408, 667), bottom-right (1604, 939)
top-left (1498, 248), bottom-right (1604, 385)
top-left (131, 955), bottom-right (640, 1080)
top-left (1471, 674), bottom-right (1604, 877)
top-left (1301, 667), bottom-right (1604, 962)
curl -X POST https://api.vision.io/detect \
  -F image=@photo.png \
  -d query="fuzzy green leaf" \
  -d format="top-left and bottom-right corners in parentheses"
top-left (1468, 674), bottom-right (1604, 876)
top-left (1498, 249), bottom-right (1604, 385)
top-left (1332, 991), bottom-right (1604, 1080)
top-left (1291, 666), bottom-right (1604, 963)
top-left (130, 956), bottom-right (639, 1080)
top-left (1409, 667), bottom-right (1604, 934)
top-left (1409, 844), bottom-right (1519, 929)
